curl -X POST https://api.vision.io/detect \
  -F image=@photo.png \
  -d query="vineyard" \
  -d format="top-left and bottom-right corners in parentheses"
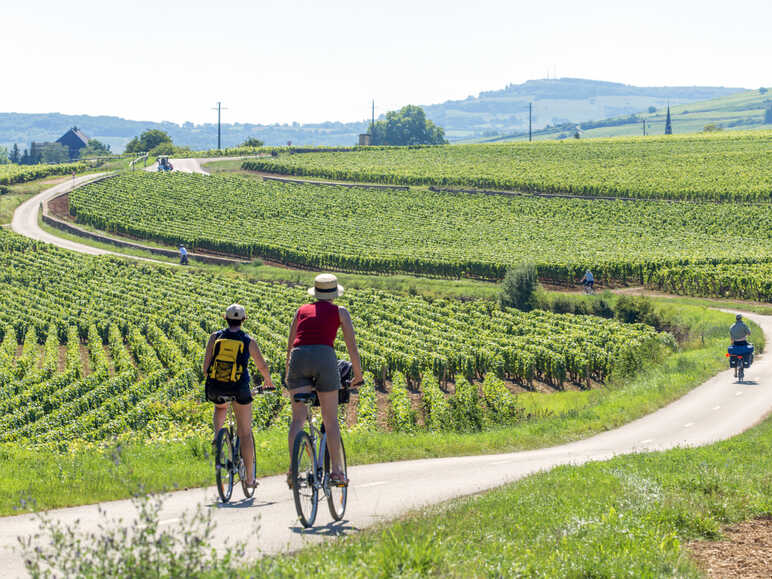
top-left (0, 161), bottom-right (86, 186)
top-left (68, 173), bottom-right (772, 285)
top-left (0, 229), bottom-right (665, 446)
top-left (241, 131), bottom-right (772, 202)
top-left (648, 262), bottom-right (772, 302)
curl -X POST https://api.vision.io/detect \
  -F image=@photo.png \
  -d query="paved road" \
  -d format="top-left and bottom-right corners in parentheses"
top-left (1, 311), bottom-right (768, 577)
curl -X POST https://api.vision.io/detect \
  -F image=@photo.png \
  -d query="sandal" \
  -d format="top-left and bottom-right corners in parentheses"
top-left (330, 472), bottom-right (349, 488)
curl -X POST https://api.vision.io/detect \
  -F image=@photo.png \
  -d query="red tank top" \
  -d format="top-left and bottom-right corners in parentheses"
top-left (293, 301), bottom-right (340, 348)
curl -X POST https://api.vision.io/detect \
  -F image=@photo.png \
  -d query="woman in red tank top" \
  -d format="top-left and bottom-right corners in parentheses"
top-left (285, 274), bottom-right (363, 486)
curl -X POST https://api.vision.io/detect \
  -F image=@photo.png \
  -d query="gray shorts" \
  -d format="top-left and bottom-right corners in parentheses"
top-left (286, 345), bottom-right (341, 392)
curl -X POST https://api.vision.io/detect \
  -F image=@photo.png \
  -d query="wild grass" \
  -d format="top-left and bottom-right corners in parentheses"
top-left (251, 415), bottom-right (772, 577)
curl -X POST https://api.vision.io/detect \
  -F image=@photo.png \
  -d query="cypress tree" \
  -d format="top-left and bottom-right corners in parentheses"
top-left (665, 104), bottom-right (672, 135)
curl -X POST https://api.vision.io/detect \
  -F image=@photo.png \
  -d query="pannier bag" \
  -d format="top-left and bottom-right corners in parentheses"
top-left (207, 338), bottom-right (245, 385)
top-left (728, 344), bottom-right (754, 368)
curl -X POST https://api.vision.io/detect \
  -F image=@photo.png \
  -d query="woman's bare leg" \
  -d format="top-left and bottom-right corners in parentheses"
top-left (317, 390), bottom-right (344, 475)
top-left (233, 401), bottom-right (255, 484)
top-left (288, 386), bottom-right (312, 460)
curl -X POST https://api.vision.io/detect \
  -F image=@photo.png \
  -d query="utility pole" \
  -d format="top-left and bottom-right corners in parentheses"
top-left (642, 118), bottom-right (646, 136)
top-left (211, 102), bottom-right (228, 149)
top-left (528, 102), bottom-right (532, 142)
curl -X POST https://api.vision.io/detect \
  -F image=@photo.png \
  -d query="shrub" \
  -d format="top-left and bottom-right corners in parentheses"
top-left (449, 376), bottom-right (483, 432)
top-left (422, 374), bottom-right (452, 431)
top-left (387, 372), bottom-right (416, 432)
top-left (481, 374), bottom-right (523, 426)
top-left (499, 264), bottom-right (539, 311)
top-left (353, 372), bottom-right (377, 432)
top-left (18, 493), bottom-right (247, 577)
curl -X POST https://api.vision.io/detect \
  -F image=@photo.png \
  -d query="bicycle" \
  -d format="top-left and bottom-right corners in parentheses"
top-left (727, 343), bottom-right (754, 384)
top-left (290, 389), bottom-right (350, 528)
top-left (582, 282), bottom-right (595, 295)
top-left (214, 402), bottom-right (257, 503)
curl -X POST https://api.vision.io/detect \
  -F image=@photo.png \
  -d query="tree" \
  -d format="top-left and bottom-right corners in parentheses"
top-left (370, 105), bottom-right (447, 146)
top-left (702, 123), bottom-right (722, 132)
top-left (664, 104), bottom-right (672, 135)
top-left (765, 105), bottom-right (772, 125)
top-left (240, 137), bottom-right (264, 147)
top-left (647, 105), bottom-right (657, 114)
top-left (9, 144), bottom-right (20, 164)
top-left (0, 146), bottom-right (9, 165)
top-left (20, 148), bottom-right (30, 165)
top-left (499, 264), bottom-right (539, 311)
top-left (79, 139), bottom-right (112, 158)
top-left (125, 130), bottom-right (173, 153)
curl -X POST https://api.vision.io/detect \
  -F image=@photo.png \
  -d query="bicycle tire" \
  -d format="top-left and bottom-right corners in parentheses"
top-left (738, 364), bottom-right (744, 383)
top-left (324, 436), bottom-right (348, 521)
top-left (215, 428), bottom-right (234, 503)
top-left (292, 431), bottom-right (318, 527)
top-left (240, 430), bottom-right (257, 498)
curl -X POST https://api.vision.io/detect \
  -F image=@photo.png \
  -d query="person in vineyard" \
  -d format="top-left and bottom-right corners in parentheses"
top-left (203, 304), bottom-right (275, 489)
top-left (179, 244), bottom-right (188, 265)
top-left (580, 269), bottom-right (594, 292)
top-left (285, 273), bottom-right (364, 487)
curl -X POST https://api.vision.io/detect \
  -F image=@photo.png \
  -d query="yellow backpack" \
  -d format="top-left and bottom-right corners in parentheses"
top-left (208, 337), bottom-right (245, 384)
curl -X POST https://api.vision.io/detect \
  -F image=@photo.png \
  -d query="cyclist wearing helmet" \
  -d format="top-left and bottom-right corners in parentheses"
top-left (285, 273), bottom-right (364, 487)
top-left (203, 304), bottom-right (275, 489)
top-left (730, 314), bottom-right (751, 346)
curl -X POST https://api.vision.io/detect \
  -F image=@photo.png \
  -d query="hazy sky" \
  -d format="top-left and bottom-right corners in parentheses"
top-left (4, 0), bottom-right (770, 125)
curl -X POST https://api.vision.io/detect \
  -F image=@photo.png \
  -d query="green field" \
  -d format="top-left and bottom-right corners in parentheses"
top-left (0, 161), bottom-right (86, 187)
top-left (486, 88), bottom-right (772, 142)
top-left (242, 131), bottom-right (772, 201)
top-left (68, 173), bottom-right (772, 286)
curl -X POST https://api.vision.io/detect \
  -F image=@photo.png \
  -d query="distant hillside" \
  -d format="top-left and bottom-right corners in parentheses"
top-left (424, 78), bottom-right (746, 140)
top-left (0, 113), bottom-right (367, 153)
top-left (0, 78), bottom-right (749, 151)
top-left (482, 87), bottom-right (772, 142)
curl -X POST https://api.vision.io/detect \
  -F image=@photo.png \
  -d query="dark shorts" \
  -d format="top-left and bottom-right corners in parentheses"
top-left (205, 380), bottom-right (253, 405)
top-left (286, 345), bottom-right (341, 392)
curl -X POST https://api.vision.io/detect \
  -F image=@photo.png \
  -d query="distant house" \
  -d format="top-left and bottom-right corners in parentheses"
top-left (56, 126), bottom-right (90, 160)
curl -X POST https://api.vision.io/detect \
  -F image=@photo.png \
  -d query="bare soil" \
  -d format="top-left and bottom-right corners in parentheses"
top-left (688, 516), bottom-right (772, 578)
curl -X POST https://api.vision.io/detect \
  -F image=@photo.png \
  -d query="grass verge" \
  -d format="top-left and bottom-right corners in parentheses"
top-left (1, 305), bottom-right (759, 516)
top-left (250, 415), bottom-right (772, 577)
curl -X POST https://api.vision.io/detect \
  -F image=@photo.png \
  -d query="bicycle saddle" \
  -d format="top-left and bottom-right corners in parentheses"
top-left (293, 392), bottom-right (318, 404)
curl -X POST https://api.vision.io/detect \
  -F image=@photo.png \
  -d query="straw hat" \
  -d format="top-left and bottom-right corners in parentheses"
top-left (308, 273), bottom-right (344, 301)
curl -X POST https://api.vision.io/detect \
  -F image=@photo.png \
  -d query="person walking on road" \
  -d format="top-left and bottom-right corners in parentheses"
top-left (179, 244), bottom-right (189, 265)
top-left (203, 304), bottom-right (275, 489)
top-left (285, 273), bottom-right (364, 487)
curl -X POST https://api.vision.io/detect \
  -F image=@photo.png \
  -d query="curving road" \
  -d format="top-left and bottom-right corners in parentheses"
top-left (0, 311), bottom-right (769, 577)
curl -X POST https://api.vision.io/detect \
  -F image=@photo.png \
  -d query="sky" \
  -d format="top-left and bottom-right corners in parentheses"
top-left (3, 0), bottom-right (770, 125)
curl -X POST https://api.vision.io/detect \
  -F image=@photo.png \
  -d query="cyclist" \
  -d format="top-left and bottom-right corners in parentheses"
top-left (730, 314), bottom-right (751, 346)
top-left (580, 269), bottom-right (594, 293)
top-left (203, 304), bottom-right (275, 489)
top-left (285, 273), bottom-right (364, 487)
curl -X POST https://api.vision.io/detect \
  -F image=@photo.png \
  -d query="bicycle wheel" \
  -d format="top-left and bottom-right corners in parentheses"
top-left (240, 430), bottom-right (257, 498)
top-left (291, 431), bottom-right (318, 527)
top-left (738, 364), bottom-right (744, 382)
top-left (215, 428), bottom-right (234, 503)
top-left (325, 436), bottom-right (348, 521)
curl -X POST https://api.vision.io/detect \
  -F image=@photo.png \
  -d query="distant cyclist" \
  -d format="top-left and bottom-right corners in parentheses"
top-left (179, 244), bottom-right (189, 265)
top-left (730, 314), bottom-right (751, 346)
top-left (285, 273), bottom-right (364, 487)
top-left (580, 269), bottom-right (594, 293)
top-left (203, 304), bottom-right (275, 489)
